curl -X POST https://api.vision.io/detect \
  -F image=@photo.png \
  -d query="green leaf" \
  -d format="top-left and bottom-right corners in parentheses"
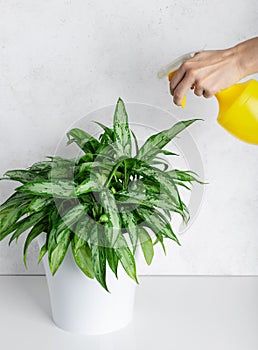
top-left (46, 156), bottom-right (74, 164)
top-left (17, 180), bottom-right (76, 198)
top-left (138, 227), bottom-right (154, 265)
top-left (174, 181), bottom-right (191, 190)
top-left (150, 159), bottom-right (169, 171)
top-left (113, 98), bottom-right (132, 157)
top-left (75, 153), bottom-right (94, 165)
top-left (115, 232), bottom-right (138, 283)
top-left (120, 209), bottom-right (139, 254)
top-left (130, 129), bottom-right (139, 155)
top-left (23, 221), bottom-right (47, 267)
top-left (131, 160), bottom-right (188, 220)
top-left (0, 201), bottom-right (31, 241)
top-left (47, 210), bottom-right (60, 263)
top-left (167, 169), bottom-right (204, 184)
top-left (106, 247), bottom-right (118, 278)
top-left (94, 121), bottom-right (114, 142)
top-left (164, 209), bottom-right (172, 221)
top-left (116, 189), bottom-right (180, 212)
top-left (49, 228), bottom-right (71, 275)
top-left (77, 161), bottom-right (112, 176)
top-left (91, 227), bottom-right (109, 292)
top-left (75, 177), bottom-right (101, 195)
top-left (136, 207), bottom-right (164, 251)
top-left (28, 197), bottom-right (53, 212)
top-left (71, 234), bottom-right (94, 279)
top-left (8, 210), bottom-right (48, 245)
top-left (137, 119), bottom-right (199, 162)
top-left (136, 206), bottom-right (180, 246)
top-left (74, 214), bottom-right (95, 242)
top-left (0, 192), bottom-right (32, 211)
top-left (104, 159), bottom-right (124, 188)
top-left (29, 161), bottom-right (52, 173)
top-left (159, 149), bottom-right (179, 156)
top-left (153, 235), bottom-right (166, 255)
top-left (3, 169), bottom-right (44, 183)
top-left (38, 243), bottom-right (47, 264)
top-left (49, 164), bottom-right (74, 180)
top-left (66, 128), bottom-right (99, 153)
top-left (100, 189), bottom-right (121, 248)
top-left (53, 204), bottom-right (90, 241)
top-left (134, 162), bottom-right (180, 201)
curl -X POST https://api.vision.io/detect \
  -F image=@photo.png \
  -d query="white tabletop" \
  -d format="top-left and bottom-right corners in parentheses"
top-left (0, 276), bottom-right (257, 350)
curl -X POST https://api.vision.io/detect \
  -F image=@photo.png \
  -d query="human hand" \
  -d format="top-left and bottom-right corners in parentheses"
top-left (169, 37), bottom-right (258, 106)
top-left (169, 48), bottom-right (243, 106)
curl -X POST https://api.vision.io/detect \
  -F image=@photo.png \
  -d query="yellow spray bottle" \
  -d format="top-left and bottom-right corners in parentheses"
top-left (158, 53), bottom-right (258, 145)
top-left (215, 79), bottom-right (258, 144)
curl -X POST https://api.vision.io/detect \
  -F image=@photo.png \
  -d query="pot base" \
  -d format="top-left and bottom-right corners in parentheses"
top-left (38, 235), bottom-right (137, 335)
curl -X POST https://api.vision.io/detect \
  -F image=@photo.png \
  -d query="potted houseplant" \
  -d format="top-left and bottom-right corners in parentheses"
top-left (0, 98), bottom-right (203, 334)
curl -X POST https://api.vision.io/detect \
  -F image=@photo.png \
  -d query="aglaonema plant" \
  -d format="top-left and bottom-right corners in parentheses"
top-left (0, 98), bottom-right (203, 291)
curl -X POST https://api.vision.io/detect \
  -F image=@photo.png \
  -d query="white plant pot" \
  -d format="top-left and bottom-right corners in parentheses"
top-left (37, 234), bottom-right (138, 335)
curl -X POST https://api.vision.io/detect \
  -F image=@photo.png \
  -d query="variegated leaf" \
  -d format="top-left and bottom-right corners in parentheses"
top-left (113, 98), bottom-right (132, 157)
top-left (138, 227), bottom-right (154, 265)
top-left (23, 221), bottom-right (47, 267)
top-left (137, 119), bottom-right (199, 162)
top-left (17, 180), bottom-right (76, 198)
top-left (100, 189), bottom-right (121, 248)
top-left (114, 232), bottom-right (138, 283)
top-left (71, 234), bottom-right (94, 279)
top-left (49, 228), bottom-right (71, 275)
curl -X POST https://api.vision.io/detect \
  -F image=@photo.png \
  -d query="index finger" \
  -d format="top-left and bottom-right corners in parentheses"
top-left (169, 68), bottom-right (187, 96)
top-left (172, 71), bottom-right (196, 106)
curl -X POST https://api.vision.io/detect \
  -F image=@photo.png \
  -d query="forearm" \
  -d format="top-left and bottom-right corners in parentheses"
top-left (233, 37), bottom-right (258, 77)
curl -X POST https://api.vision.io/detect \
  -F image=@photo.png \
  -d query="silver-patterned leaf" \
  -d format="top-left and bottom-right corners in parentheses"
top-left (114, 232), bottom-right (138, 283)
top-left (23, 221), bottom-right (47, 267)
top-left (28, 197), bottom-right (53, 212)
top-left (136, 206), bottom-right (180, 245)
top-left (137, 119), bottom-right (199, 162)
top-left (17, 180), bottom-right (76, 198)
top-left (113, 98), bottom-right (132, 157)
top-left (8, 210), bottom-right (48, 245)
top-left (75, 178), bottom-right (101, 195)
top-left (91, 227), bottom-right (109, 291)
top-left (138, 227), bottom-right (154, 265)
top-left (71, 235), bottom-right (94, 279)
top-left (3, 169), bottom-right (44, 183)
top-left (100, 189), bottom-right (121, 248)
top-left (66, 128), bottom-right (99, 153)
top-left (120, 209), bottom-right (139, 253)
top-left (49, 228), bottom-right (71, 275)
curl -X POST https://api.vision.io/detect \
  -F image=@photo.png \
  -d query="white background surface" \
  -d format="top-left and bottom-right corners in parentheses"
top-left (0, 0), bottom-right (258, 275)
top-left (0, 276), bottom-right (257, 350)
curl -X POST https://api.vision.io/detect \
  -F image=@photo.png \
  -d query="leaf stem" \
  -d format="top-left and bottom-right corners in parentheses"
top-left (123, 161), bottom-right (127, 190)
top-left (105, 160), bottom-right (123, 188)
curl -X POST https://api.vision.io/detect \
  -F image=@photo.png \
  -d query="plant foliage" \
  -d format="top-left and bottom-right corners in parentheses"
top-left (0, 98), bottom-right (203, 291)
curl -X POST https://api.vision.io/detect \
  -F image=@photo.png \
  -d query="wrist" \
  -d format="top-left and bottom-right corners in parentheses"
top-left (232, 44), bottom-right (246, 79)
top-left (233, 38), bottom-right (258, 78)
